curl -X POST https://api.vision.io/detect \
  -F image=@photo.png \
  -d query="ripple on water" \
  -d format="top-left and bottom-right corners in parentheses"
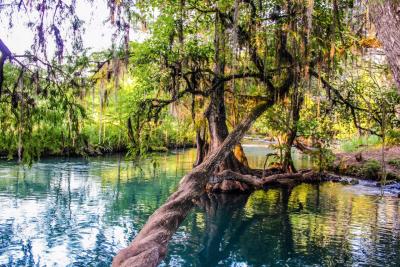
top-left (1, 151), bottom-right (400, 266)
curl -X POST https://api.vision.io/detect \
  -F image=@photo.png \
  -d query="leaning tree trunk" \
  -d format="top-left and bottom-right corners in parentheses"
top-left (369, 1), bottom-right (400, 91)
top-left (112, 101), bottom-right (272, 267)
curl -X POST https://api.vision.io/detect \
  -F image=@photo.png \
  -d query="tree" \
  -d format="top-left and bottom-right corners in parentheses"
top-left (112, 0), bottom-right (358, 265)
top-left (369, 0), bottom-right (400, 91)
top-left (3, 1), bottom-right (398, 266)
top-left (111, 101), bottom-right (274, 267)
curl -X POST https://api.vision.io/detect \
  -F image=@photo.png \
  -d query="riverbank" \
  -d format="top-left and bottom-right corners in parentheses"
top-left (332, 145), bottom-right (400, 182)
top-left (0, 142), bottom-right (196, 161)
top-left (2, 149), bottom-right (400, 266)
top-left (205, 143), bottom-right (400, 195)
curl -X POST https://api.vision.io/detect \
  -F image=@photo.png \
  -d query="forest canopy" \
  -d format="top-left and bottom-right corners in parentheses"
top-left (0, 0), bottom-right (399, 165)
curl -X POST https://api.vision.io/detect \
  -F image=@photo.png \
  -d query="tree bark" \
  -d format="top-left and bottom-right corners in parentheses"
top-left (282, 140), bottom-right (296, 173)
top-left (0, 39), bottom-right (12, 98)
top-left (193, 126), bottom-right (208, 167)
top-left (205, 81), bottom-right (249, 172)
top-left (206, 80), bottom-right (229, 153)
top-left (369, 1), bottom-right (400, 91)
top-left (207, 12), bottom-right (228, 154)
top-left (201, 12), bottom-right (249, 173)
top-left (282, 92), bottom-right (304, 173)
top-left (206, 169), bottom-right (342, 193)
top-left (112, 101), bottom-right (272, 267)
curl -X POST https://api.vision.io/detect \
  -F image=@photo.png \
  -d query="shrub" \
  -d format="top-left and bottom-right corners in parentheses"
top-left (387, 129), bottom-right (400, 145)
top-left (358, 160), bottom-right (381, 180)
top-left (388, 158), bottom-right (400, 168)
top-left (340, 135), bottom-right (381, 153)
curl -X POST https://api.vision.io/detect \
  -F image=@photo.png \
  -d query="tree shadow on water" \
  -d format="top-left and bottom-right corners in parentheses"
top-left (196, 187), bottom-right (296, 267)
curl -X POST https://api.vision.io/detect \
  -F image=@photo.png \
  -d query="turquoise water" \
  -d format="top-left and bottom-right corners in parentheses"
top-left (0, 146), bottom-right (400, 266)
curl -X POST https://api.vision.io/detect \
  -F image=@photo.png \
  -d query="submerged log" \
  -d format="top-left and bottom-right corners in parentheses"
top-left (112, 102), bottom-right (272, 267)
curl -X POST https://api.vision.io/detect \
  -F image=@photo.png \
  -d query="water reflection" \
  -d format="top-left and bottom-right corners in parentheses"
top-left (0, 149), bottom-right (400, 266)
top-left (164, 183), bottom-right (400, 267)
top-left (197, 194), bottom-right (251, 267)
top-left (242, 142), bottom-right (314, 170)
top-left (0, 151), bottom-right (196, 266)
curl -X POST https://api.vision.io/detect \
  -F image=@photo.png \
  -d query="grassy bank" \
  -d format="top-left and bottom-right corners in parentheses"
top-left (333, 146), bottom-right (400, 181)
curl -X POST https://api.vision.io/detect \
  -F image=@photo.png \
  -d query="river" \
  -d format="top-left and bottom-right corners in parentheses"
top-left (0, 145), bottom-right (399, 266)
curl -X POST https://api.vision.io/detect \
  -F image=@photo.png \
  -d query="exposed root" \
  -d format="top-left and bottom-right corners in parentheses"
top-left (207, 169), bottom-right (341, 193)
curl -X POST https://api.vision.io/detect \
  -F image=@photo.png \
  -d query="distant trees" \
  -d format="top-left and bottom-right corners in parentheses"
top-left (2, 0), bottom-right (399, 165)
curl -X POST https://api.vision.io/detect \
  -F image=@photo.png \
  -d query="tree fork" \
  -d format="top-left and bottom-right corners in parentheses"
top-left (198, 8), bottom-right (253, 174)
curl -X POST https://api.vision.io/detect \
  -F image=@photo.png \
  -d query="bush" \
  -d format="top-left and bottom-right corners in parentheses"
top-left (358, 160), bottom-right (381, 180)
top-left (387, 129), bottom-right (400, 145)
top-left (340, 135), bottom-right (381, 153)
top-left (388, 158), bottom-right (400, 168)
top-left (313, 148), bottom-right (336, 171)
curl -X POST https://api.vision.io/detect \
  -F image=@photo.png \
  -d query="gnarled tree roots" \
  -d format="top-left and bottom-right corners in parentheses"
top-left (206, 169), bottom-right (341, 193)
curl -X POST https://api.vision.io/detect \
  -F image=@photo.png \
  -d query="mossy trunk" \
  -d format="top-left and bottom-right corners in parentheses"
top-left (198, 12), bottom-right (249, 173)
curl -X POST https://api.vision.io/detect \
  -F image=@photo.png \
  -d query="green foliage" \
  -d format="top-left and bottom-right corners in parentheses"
top-left (388, 158), bottom-right (400, 169)
top-left (0, 44), bottom-right (197, 162)
top-left (0, 62), bottom-right (88, 163)
top-left (340, 135), bottom-right (381, 153)
top-left (350, 160), bottom-right (382, 180)
top-left (333, 69), bottom-right (400, 138)
top-left (312, 148), bottom-right (335, 172)
top-left (387, 129), bottom-right (400, 145)
top-left (1, 0), bottom-right (399, 167)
